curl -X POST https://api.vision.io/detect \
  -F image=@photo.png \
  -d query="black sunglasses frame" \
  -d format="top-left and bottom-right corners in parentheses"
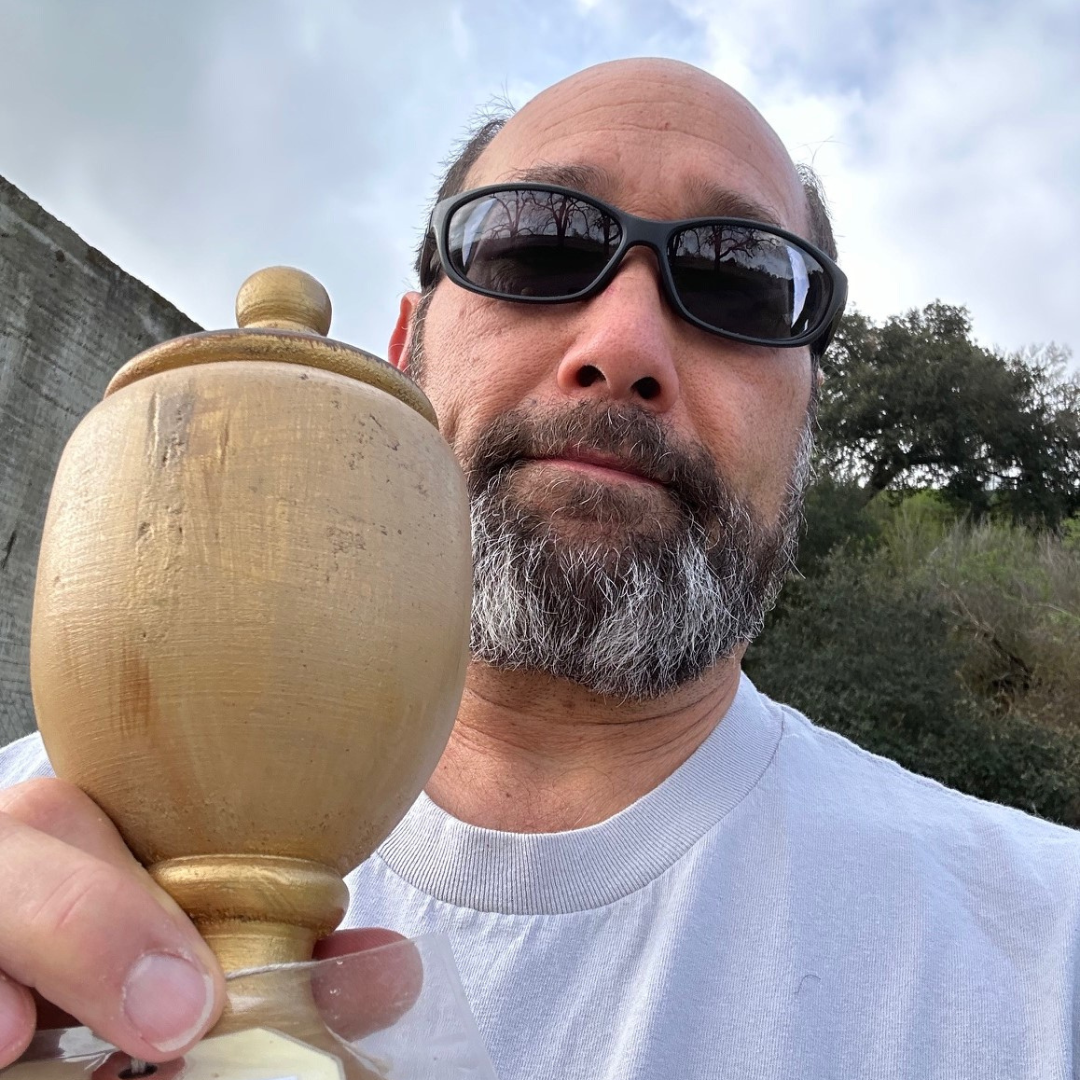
top-left (421, 182), bottom-right (848, 356)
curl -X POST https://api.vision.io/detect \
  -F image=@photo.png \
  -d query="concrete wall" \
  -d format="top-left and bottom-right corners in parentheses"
top-left (0, 175), bottom-right (201, 744)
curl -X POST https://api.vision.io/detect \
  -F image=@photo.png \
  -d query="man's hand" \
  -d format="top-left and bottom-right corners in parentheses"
top-left (0, 777), bottom-right (227, 1066)
top-left (0, 780), bottom-right (422, 1069)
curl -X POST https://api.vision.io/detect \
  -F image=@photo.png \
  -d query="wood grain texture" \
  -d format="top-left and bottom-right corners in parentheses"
top-left (31, 342), bottom-right (472, 973)
top-left (21, 264), bottom-right (474, 1061)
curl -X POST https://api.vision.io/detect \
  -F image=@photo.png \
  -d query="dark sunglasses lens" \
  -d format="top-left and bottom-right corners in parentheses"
top-left (446, 190), bottom-right (622, 298)
top-left (670, 225), bottom-right (831, 341)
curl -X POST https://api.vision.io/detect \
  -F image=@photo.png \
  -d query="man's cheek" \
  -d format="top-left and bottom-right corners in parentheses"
top-left (440, 389), bottom-right (512, 458)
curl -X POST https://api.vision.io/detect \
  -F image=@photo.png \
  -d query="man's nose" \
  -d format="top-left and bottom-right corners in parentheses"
top-left (554, 252), bottom-right (681, 411)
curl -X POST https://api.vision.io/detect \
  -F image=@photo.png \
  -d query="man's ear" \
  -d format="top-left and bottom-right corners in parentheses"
top-left (388, 291), bottom-right (421, 373)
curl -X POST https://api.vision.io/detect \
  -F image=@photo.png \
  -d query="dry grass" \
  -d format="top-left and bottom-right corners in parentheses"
top-left (883, 510), bottom-right (1080, 735)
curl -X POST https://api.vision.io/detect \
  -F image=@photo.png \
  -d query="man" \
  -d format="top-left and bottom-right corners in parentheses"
top-left (1, 58), bottom-right (1078, 1080)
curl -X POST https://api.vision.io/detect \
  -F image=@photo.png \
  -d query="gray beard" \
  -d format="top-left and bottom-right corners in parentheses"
top-left (407, 301), bottom-right (814, 700)
top-left (465, 410), bottom-right (813, 701)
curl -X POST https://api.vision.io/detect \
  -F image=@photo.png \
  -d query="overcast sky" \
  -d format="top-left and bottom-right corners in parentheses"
top-left (1, 0), bottom-right (1076, 367)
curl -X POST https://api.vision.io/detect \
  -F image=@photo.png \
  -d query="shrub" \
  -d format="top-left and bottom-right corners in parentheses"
top-left (922, 520), bottom-right (1080, 737)
top-left (795, 476), bottom-right (881, 576)
top-left (748, 517), bottom-right (1080, 826)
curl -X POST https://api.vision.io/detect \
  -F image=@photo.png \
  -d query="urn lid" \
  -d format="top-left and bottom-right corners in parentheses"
top-left (104, 266), bottom-right (438, 427)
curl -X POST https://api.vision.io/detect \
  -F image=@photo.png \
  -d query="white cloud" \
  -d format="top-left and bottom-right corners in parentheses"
top-left (676, 0), bottom-right (1080, 362)
top-left (0, 0), bottom-right (1075, 364)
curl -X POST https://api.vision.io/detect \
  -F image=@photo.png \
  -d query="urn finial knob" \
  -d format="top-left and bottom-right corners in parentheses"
top-left (235, 265), bottom-right (333, 335)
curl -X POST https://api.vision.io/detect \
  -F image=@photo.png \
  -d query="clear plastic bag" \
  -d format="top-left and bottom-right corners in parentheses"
top-left (3, 934), bottom-right (497, 1080)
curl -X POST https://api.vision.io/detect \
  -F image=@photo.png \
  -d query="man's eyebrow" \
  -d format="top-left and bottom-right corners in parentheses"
top-left (500, 163), bottom-right (615, 196)
top-left (493, 166), bottom-right (787, 230)
top-left (682, 178), bottom-right (786, 230)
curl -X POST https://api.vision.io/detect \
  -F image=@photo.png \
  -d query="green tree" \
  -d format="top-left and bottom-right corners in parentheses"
top-left (748, 303), bottom-right (1080, 825)
top-left (817, 303), bottom-right (1080, 525)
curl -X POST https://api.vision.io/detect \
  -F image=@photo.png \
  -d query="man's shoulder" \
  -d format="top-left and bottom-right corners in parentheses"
top-left (762, 691), bottom-right (1080, 881)
top-left (0, 730), bottom-right (53, 786)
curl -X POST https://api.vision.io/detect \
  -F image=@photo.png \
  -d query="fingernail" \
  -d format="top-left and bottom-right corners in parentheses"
top-left (122, 953), bottom-right (214, 1054)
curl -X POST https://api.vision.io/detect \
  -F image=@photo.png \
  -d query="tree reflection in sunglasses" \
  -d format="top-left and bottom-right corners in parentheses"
top-left (454, 190), bottom-right (813, 337)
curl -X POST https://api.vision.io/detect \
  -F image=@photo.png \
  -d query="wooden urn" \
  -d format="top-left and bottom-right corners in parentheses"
top-left (29, 267), bottom-right (472, 982)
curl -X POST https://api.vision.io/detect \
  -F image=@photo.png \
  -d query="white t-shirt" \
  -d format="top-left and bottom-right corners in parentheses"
top-left (4, 675), bottom-right (1079, 1079)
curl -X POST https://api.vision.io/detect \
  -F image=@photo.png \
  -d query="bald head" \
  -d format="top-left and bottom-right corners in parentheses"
top-left (486, 60), bottom-right (804, 225)
top-left (416, 58), bottom-right (836, 286)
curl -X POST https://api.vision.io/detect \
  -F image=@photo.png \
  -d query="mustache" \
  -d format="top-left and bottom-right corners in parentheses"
top-left (459, 403), bottom-right (730, 527)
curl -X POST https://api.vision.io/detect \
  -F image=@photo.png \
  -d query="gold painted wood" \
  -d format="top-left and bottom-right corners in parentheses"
top-left (104, 267), bottom-right (437, 427)
top-left (151, 856), bottom-right (349, 969)
top-left (236, 266), bottom-right (333, 335)
top-left (29, 268), bottom-right (472, 1057)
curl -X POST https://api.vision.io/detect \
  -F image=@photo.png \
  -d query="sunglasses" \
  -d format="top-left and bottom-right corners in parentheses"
top-left (421, 183), bottom-right (848, 356)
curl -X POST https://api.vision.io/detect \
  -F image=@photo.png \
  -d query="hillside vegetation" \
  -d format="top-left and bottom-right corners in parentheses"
top-left (745, 304), bottom-right (1080, 825)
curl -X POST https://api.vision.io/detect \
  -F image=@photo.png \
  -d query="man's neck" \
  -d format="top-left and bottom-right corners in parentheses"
top-left (425, 654), bottom-right (744, 833)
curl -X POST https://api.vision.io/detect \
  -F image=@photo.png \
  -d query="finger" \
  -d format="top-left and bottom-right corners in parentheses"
top-left (0, 971), bottom-right (35, 1068)
top-left (2, 779), bottom-right (224, 1044)
top-left (0, 813), bottom-right (225, 1063)
top-left (0, 779), bottom-right (211, 933)
top-left (0, 779), bottom-right (150, 875)
top-left (311, 929), bottom-right (424, 1040)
